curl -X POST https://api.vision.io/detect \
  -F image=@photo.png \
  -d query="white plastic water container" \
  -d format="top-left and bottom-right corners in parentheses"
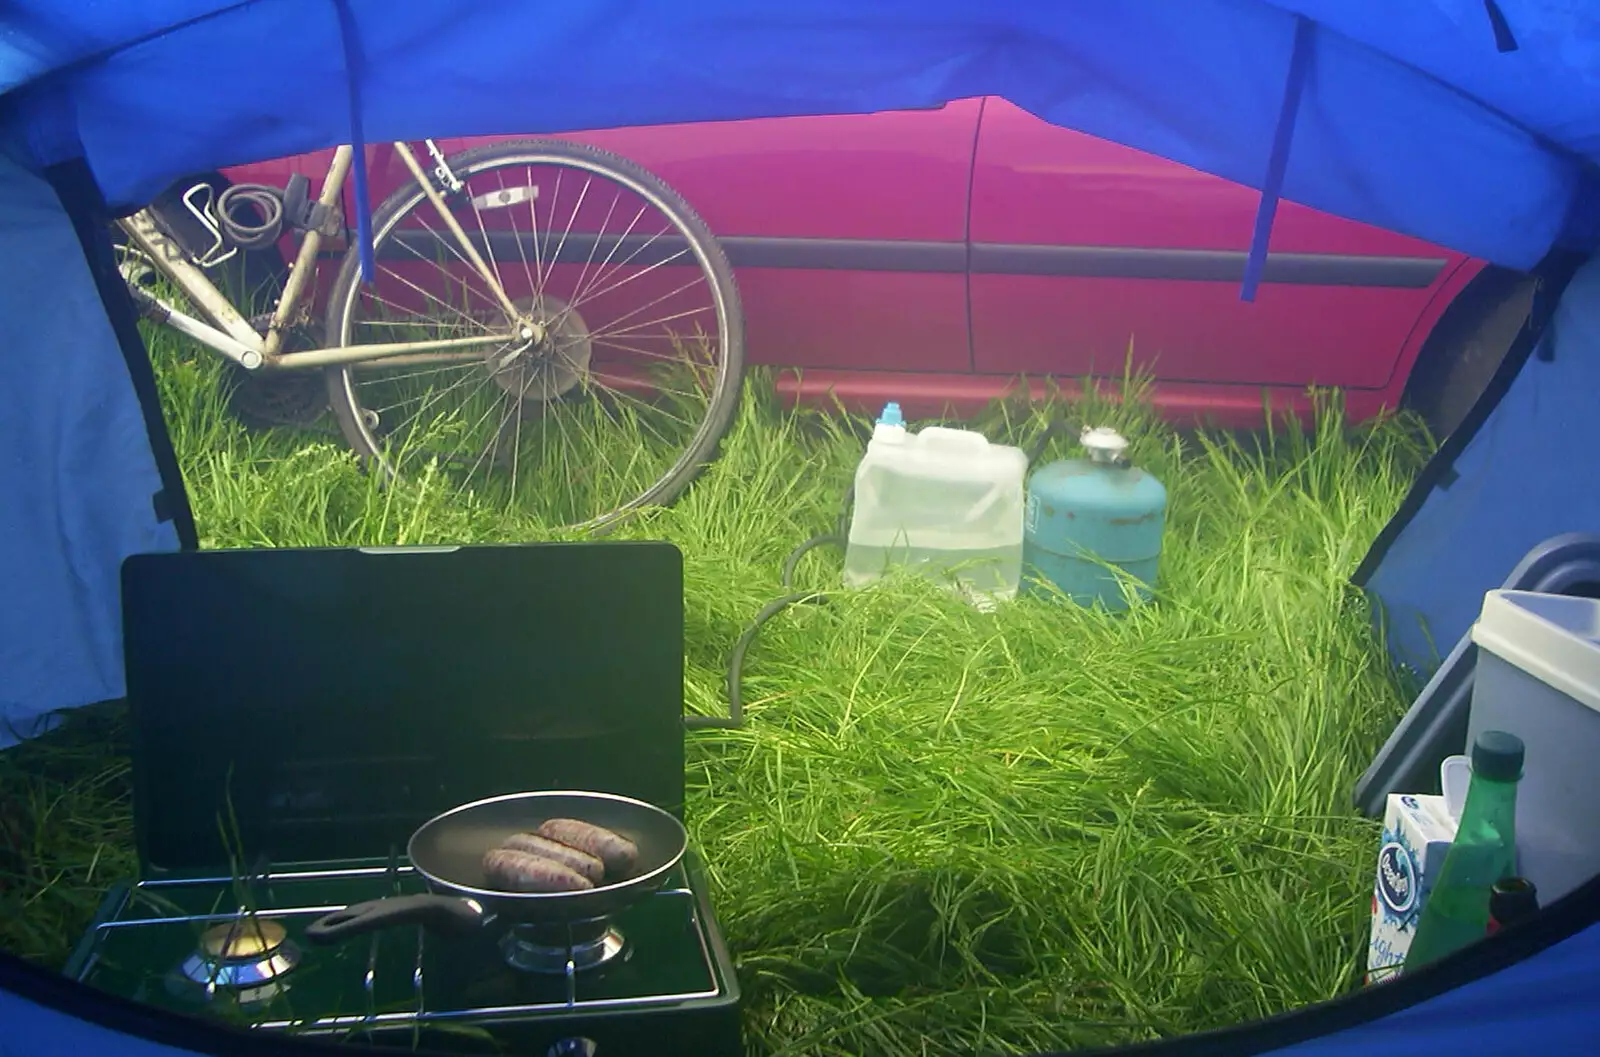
top-left (1467, 589), bottom-right (1600, 904)
top-left (842, 403), bottom-right (1029, 604)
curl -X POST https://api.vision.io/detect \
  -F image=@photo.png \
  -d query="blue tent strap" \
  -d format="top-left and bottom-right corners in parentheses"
top-left (1240, 15), bottom-right (1315, 303)
top-left (330, 0), bottom-right (375, 285)
top-left (1483, 0), bottom-right (1520, 53)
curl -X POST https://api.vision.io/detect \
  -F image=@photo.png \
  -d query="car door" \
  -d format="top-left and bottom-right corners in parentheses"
top-left (541, 100), bottom-right (984, 375)
top-left (967, 96), bottom-right (1458, 400)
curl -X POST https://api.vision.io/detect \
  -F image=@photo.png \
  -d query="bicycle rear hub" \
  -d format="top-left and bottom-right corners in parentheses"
top-left (487, 295), bottom-right (593, 402)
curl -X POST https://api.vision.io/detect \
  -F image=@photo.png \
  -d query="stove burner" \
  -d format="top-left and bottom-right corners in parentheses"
top-left (178, 917), bottom-right (300, 992)
top-left (73, 855), bottom-right (741, 1051)
top-left (500, 917), bottom-right (628, 974)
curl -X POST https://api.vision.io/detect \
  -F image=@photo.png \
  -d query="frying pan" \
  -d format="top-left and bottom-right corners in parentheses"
top-left (303, 790), bottom-right (688, 944)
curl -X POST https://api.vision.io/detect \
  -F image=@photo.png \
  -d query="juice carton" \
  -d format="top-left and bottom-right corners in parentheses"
top-left (1366, 790), bottom-right (1460, 984)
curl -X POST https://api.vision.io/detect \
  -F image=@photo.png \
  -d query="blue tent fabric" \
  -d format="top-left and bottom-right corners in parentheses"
top-left (1358, 251), bottom-right (1600, 673)
top-left (0, 1), bottom-right (1597, 271)
top-left (0, 143), bottom-right (180, 750)
top-left (4, 1), bottom-right (1600, 1056)
top-left (1267, 918), bottom-right (1600, 1056)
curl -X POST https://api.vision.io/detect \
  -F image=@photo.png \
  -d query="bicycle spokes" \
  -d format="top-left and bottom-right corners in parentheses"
top-left (326, 141), bottom-right (741, 532)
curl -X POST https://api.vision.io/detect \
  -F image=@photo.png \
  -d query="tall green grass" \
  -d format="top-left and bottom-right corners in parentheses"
top-left (0, 327), bottom-right (1433, 1056)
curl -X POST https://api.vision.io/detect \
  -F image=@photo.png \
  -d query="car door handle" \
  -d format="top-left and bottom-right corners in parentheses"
top-left (872, 101), bottom-right (949, 114)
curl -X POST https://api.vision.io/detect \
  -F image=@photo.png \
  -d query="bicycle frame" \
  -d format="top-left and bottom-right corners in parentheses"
top-left (117, 140), bottom-right (541, 373)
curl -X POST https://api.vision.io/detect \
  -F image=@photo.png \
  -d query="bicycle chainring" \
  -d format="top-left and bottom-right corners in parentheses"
top-left (221, 323), bottom-right (330, 430)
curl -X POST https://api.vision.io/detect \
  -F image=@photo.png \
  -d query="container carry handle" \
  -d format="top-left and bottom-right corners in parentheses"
top-left (918, 426), bottom-right (990, 452)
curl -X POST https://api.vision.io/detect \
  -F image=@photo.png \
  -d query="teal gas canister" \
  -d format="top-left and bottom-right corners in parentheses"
top-left (1022, 427), bottom-right (1166, 610)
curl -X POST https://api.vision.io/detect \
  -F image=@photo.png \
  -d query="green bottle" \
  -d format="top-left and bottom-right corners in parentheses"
top-left (1403, 730), bottom-right (1524, 973)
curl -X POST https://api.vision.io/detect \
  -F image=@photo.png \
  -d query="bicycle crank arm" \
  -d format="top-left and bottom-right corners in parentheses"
top-left (118, 210), bottom-right (265, 353)
top-left (129, 285), bottom-right (264, 369)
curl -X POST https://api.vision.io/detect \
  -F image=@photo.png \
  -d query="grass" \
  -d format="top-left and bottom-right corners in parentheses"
top-left (0, 325), bottom-right (1434, 1056)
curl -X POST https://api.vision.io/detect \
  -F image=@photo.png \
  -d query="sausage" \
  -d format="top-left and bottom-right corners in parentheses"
top-left (481, 847), bottom-right (594, 893)
top-left (499, 831), bottom-right (605, 884)
top-left (536, 818), bottom-right (638, 878)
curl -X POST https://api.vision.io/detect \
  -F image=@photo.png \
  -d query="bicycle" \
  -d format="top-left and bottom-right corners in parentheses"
top-left (117, 137), bottom-right (745, 533)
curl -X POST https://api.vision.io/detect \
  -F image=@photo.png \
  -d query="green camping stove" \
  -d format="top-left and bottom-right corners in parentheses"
top-left (64, 543), bottom-right (743, 1057)
top-left (64, 849), bottom-right (742, 1056)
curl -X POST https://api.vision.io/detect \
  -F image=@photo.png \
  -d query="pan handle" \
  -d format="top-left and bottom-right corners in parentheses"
top-left (304, 894), bottom-right (487, 944)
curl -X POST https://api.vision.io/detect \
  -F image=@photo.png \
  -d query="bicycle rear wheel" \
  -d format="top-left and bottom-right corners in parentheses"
top-left (323, 139), bottom-right (745, 533)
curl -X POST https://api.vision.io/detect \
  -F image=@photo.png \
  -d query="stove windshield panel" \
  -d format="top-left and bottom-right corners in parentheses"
top-left (119, 543), bottom-right (687, 873)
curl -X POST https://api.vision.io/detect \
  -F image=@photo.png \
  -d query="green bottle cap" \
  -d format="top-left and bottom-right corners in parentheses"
top-left (1472, 729), bottom-right (1525, 782)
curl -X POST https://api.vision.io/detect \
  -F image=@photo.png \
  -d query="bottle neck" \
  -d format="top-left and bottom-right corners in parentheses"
top-left (872, 423), bottom-right (907, 444)
top-left (1458, 774), bottom-right (1520, 832)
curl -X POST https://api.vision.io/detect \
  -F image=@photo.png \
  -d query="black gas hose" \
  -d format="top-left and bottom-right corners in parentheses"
top-left (685, 487), bottom-right (853, 730)
top-left (690, 418), bottom-right (1069, 731)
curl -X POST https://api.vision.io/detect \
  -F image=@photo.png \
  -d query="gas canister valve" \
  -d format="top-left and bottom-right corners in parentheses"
top-left (1081, 426), bottom-right (1131, 467)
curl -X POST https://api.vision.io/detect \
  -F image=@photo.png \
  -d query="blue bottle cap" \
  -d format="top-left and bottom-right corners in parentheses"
top-left (878, 402), bottom-right (904, 427)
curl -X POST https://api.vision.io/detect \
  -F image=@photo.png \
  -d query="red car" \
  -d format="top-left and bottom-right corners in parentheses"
top-left (214, 95), bottom-right (1526, 436)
